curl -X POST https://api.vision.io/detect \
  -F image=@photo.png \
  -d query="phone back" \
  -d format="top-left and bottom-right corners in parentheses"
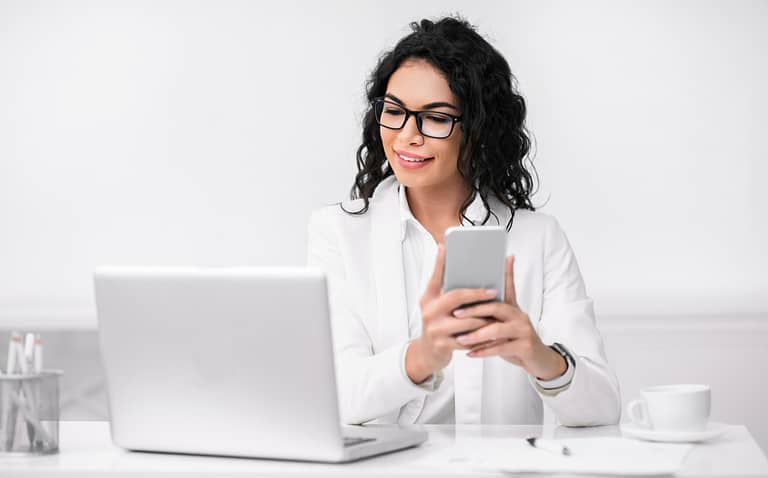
top-left (443, 226), bottom-right (507, 302)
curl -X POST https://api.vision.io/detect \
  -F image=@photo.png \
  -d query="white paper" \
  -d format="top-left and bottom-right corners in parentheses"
top-left (417, 437), bottom-right (693, 475)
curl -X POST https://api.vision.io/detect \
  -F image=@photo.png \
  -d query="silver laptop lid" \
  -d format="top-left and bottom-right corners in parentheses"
top-left (94, 267), bottom-right (345, 460)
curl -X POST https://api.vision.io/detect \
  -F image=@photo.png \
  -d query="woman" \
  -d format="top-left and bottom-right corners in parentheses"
top-left (307, 17), bottom-right (620, 426)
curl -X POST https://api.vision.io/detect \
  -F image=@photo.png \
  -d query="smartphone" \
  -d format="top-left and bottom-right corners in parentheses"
top-left (442, 226), bottom-right (507, 306)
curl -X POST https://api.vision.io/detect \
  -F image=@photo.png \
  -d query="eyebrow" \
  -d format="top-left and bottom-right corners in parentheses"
top-left (384, 93), bottom-right (459, 112)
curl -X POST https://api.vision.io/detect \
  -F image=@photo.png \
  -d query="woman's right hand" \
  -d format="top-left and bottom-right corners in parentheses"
top-left (405, 244), bottom-right (498, 384)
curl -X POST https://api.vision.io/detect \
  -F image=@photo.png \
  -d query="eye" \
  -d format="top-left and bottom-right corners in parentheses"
top-left (424, 114), bottom-right (451, 124)
top-left (383, 107), bottom-right (405, 116)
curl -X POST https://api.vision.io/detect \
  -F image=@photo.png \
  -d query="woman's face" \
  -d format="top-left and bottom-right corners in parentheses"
top-left (379, 58), bottom-right (465, 192)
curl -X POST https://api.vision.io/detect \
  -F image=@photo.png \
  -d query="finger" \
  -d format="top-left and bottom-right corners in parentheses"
top-left (424, 244), bottom-right (446, 301)
top-left (441, 287), bottom-right (498, 312)
top-left (504, 255), bottom-right (518, 307)
top-left (456, 321), bottom-right (509, 347)
top-left (467, 339), bottom-right (513, 358)
top-left (452, 301), bottom-right (518, 322)
top-left (469, 337), bottom-right (509, 353)
top-left (433, 317), bottom-right (495, 338)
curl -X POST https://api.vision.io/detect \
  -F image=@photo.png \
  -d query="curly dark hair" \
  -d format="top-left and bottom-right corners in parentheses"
top-left (344, 16), bottom-right (538, 230)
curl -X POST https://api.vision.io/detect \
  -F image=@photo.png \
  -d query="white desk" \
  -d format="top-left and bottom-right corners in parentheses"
top-left (2, 422), bottom-right (767, 477)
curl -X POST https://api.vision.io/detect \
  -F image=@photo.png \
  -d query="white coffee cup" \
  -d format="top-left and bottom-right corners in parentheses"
top-left (626, 384), bottom-right (711, 432)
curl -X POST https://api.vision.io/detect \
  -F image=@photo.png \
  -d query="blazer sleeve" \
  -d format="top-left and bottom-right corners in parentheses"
top-left (531, 216), bottom-right (622, 426)
top-left (306, 207), bottom-right (430, 424)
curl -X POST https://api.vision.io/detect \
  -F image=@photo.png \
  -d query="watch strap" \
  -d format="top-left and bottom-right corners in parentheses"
top-left (535, 342), bottom-right (575, 391)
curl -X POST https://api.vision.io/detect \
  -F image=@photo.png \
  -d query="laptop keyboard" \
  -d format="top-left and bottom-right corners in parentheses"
top-left (343, 436), bottom-right (376, 447)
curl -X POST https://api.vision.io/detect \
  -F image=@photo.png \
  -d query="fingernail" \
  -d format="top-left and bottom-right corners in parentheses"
top-left (466, 351), bottom-right (475, 357)
top-left (486, 289), bottom-right (498, 296)
top-left (456, 335), bottom-right (469, 344)
top-left (453, 308), bottom-right (464, 317)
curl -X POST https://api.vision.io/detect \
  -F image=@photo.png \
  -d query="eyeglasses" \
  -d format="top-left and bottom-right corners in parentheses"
top-left (372, 98), bottom-right (462, 139)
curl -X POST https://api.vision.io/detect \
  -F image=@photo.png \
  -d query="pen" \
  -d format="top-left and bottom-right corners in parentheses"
top-left (32, 334), bottom-right (44, 449)
top-left (34, 334), bottom-right (43, 374)
top-left (526, 437), bottom-right (571, 456)
top-left (24, 333), bottom-right (35, 371)
top-left (4, 332), bottom-right (23, 450)
top-left (6, 331), bottom-right (21, 374)
top-left (16, 334), bottom-right (37, 448)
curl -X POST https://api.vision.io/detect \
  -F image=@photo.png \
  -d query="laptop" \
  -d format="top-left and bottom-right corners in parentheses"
top-left (94, 267), bottom-right (427, 462)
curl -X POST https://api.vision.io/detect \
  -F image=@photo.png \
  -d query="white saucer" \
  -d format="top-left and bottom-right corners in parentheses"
top-left (620, 422), bottom-right (729, 443)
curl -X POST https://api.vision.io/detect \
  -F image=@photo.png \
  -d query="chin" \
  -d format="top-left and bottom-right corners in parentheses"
top-left (391, 170), bottom-right (435, 189)
top-left (388, 157), bottom-right (449, 190)
top-left (395, 174), bottom-right (440, 189)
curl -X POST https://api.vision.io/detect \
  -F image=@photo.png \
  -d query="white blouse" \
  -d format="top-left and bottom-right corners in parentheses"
top-left (397, 184), bottom-right (574, 423)
top-left (398, 184), bottom-right (452, 423)
top-left (307, 176), bottom-right (621, 426)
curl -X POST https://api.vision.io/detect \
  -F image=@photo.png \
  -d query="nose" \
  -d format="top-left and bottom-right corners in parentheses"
top-left (399, 113), bottom-right (424, 146)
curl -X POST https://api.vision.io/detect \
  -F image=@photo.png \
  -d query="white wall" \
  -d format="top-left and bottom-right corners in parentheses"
top-left (1, 0), bottom-right (766, 320)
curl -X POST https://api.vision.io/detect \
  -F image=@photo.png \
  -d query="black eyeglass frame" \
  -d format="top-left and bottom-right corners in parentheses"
top-left (371, 97), bottom-right (463, 139)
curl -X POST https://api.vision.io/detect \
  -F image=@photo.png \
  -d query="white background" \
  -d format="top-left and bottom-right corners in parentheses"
top-left (1, 0), bottom-right (768, 453)
top-left (1, 1), bottom-right (766, 318)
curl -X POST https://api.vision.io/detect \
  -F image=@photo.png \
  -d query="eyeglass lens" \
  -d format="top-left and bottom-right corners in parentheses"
top-left (375, 100), bottom-right (455, 138)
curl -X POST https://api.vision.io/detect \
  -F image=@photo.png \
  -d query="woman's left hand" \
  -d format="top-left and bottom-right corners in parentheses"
top-left (452, 256), bottom-right (567, 380)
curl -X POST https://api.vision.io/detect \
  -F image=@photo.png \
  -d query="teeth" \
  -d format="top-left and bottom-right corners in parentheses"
top-left (399, 154), bottom-right (426, 162)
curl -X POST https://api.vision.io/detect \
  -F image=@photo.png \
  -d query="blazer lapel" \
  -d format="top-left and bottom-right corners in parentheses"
top-left (370, 178), bottom-right (409, 350)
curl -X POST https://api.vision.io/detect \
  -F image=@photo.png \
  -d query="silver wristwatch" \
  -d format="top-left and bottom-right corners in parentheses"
top-left (550, 342), bottom-right (575, 371)
top-left (535, 342), bottom-right (576, 391)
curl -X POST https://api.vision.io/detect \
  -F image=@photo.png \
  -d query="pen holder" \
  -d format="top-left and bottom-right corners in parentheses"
top-left (0, 370), bottom-right (62, 455)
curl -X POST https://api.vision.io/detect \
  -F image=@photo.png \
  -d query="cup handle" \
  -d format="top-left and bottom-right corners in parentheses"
top-left (627, 399), bottom-right (651, 427)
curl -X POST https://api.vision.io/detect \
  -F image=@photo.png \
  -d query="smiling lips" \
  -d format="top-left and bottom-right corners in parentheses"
top-left (396, 150), bottom-right (433, 169)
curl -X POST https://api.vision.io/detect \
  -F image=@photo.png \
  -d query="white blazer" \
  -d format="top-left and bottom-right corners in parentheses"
top-left (307, 176), bottom-right (621, 426)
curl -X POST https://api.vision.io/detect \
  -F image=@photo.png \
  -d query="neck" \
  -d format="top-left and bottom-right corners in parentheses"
top-left (405, 181), bottom-right (471, 243)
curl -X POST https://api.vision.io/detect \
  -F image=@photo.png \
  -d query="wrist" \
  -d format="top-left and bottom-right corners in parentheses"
top-left (405, 339), bottom-right (434, 384)
top-left (531, 343), bottom-right (568, 380)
